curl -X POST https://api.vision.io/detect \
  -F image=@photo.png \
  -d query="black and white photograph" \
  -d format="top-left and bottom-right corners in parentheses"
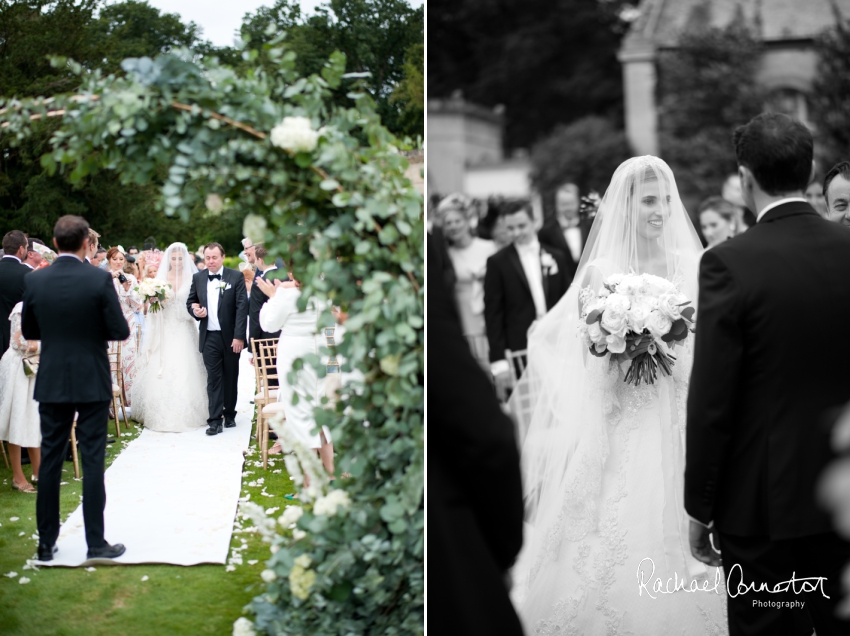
top-left (428, 1), bottom-right (850, 635)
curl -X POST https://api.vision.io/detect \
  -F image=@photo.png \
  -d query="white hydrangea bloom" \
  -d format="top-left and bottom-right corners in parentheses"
top-left (313, 489), bottom-right (351, 517)
top-left (269, 116), bottom-right (319, 153)
top-left (232, 617), bottom-right (256, 636)
top-left (261, 569), bottom-right (277, 583)
top-left (278, 505), bottom-right (304, 528)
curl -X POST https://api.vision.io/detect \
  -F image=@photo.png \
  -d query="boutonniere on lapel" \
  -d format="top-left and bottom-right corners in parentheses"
top-left (540, 251), bottom-right (558, 276)
top-left (216, 281), bottom-right (232, 296)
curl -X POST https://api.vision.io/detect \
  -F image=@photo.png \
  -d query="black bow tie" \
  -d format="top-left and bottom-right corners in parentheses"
top-left (208, 274), bottom-right (221, 281)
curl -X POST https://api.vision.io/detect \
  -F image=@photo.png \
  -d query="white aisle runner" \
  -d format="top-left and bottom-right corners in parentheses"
top-left (42, 351), bottom-right (255, 567)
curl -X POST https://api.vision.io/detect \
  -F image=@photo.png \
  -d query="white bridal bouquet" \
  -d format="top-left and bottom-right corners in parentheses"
top-left (578, 272), bottom-right (695, 386)
top-left (135, 279), bottom-right (172, 313)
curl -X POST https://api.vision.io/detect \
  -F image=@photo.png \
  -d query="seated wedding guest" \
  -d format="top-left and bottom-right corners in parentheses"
top-left (256, 272), bottom-right (335, 481)
top-left (0, 302), bottom-right (41, 493)
top-left (824, 161), bottom-right (850, 227)
top-left (24, 239), bottom-right (45, 270)
top-left (698, 196), bottom-right (738, 247)
top-left (106, 247), bottom-right (143, 403)
top-left (438, 193), bottom-right (496, 368)
top-left (484, 203), bottom-right (571, 401)
top-left (85, 228), bottom-right (100, 263)
top-left (428, 235), bottom-right (524, 636)
top-left (806, 172), bottom-right (830, 219)
top-left (0, 230), bottom-right (31, 356)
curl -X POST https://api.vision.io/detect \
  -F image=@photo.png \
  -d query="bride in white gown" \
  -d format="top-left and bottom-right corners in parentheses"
top-left (510, 157), bottom-right (728, 634)
top-left (131, 243), bottom-right (208, 432)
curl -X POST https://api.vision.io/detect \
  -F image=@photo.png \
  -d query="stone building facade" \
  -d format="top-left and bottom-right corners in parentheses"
top-left (618, 0), bottom-right (849, 155)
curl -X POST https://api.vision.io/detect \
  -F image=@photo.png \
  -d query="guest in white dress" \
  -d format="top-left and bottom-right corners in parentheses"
top-left (106, 247), bottom-right (143, 404)
top-left (256, 276), bottom-right (335, 482)
top-left (438, 194), bottom-right (496, 367)
top-left (0, 302), bottom-right (41, 492)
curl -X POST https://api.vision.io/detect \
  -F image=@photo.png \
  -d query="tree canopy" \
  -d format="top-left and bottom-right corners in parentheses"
top-left (428, 0), bottom-right (632, 150)
top-left (0, 0), bottom-right (423, 251)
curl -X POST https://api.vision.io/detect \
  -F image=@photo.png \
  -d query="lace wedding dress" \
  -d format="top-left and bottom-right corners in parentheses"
top-left (510, 157), bottom-right (728, 634)
top-left (131, 244), bottom-right (208, 432)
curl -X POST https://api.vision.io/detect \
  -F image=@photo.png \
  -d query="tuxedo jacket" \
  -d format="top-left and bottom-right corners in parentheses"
top-left (0, 257), bottom-right (32, 354)
top-left (248, 268), bottom-right (282, 349)
top-left (484, 243), bottom-right (571, 362)
top-left (186, 267), bottom-right (249, 353)
top-left (686, 201), bottom-right (850, 539)
top-left (537, 215), bottom-right (589, 280)
top-left (21, 256), bottom-right (130, 403)
top-left (427, 235), bottom-right (524, 635)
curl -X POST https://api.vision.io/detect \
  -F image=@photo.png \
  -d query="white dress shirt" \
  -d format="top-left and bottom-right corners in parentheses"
top-left (563, 226), bottom-right (583, 263)
top-left (206, 269), bottom-right (223, 331)
top-left (756, 197), bottom-right (807, 223)
top-left (515, 239), bottom-right (548, 320)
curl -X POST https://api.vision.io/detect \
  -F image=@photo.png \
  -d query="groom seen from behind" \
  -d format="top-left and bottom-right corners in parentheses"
top-left (686, 113), bottom-right (850, 635)
top-left (22, 215), bottom-right (130, 562)
top-left (187, 243), bottom-right (248, 436)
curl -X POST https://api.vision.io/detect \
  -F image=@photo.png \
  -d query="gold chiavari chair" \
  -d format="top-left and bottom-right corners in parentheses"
top-left (135, 323), bottom-right (143, 352)
top-left (0, 439), bottom-right (9, 469)
top-left (107, 341), bottom-right (127, 437)
top-left (256, 340), bottom-right (286, 469)
top-left (69, 415), bottom-right (81, 479)
top-left (251, 338), bottom-right (279, 446)
top-left (324, 327), bottom-right (342, 403)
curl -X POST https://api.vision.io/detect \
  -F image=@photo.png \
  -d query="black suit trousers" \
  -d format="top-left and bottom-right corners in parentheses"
top-left (202, 331), bottom-right (240, 423)
top-left (718, 531), bottom-right (850, 636)
top-left (37, 401), bottom-right (110, 549)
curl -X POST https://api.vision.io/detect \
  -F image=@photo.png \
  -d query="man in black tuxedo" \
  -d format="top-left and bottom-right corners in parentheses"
top-left (0, 230), bottom-right (31, 355)
top-left (186, 242), bottom-right (249, 436)
top-left (247, 246), bottom-right (282, 385)
top-left (686, 113), bottom-right (850, 635)
top-left (484, 203), bottom-right (571, 399)
top-left (538, 182), bottom-right (590, 279)
top-left (428, 234), bottom-right (524, 636)
top-left (22, 215), bottom-right (130, 562)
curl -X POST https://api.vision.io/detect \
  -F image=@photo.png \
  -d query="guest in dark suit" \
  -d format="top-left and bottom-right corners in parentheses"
top-left (538, 182), bottom-right (590, 279)
top-left (686, 113), bottom-right (850, 636)
top-left (186, 242), bottom-right (249, 436)
top-left (484, 203), bottom-right (571, 399)
top-left (0, 230), bottom-right (31, 355)
top-left (22, 215), bottom-right (130, 562)
top-left (427, 234), bottom-right (524, 636)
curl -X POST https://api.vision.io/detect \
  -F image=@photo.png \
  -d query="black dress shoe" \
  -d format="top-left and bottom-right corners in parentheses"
top-left (86, 542), bottom-right (126, 560)
top-left (206, 421), bottom-right (223, 436)
top-left (224, 417), bottom-right (236, 428)
top-left (37, 543), bottom-right (58, 561)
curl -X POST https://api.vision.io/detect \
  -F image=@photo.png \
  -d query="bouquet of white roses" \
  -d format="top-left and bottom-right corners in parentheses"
top-left (578, 272), bottom-right (695, 386)
top-left (135, 279), bottom-right (172, 313)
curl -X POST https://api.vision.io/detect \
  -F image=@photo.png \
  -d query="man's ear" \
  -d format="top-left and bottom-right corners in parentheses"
top-left (809, 160), bottom-right (817, 185)
top-left (738, 166), bottom-right (752, 196)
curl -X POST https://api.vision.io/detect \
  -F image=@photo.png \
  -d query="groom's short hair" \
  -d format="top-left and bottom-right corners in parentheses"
top-left (254, 246), bottom-right (268, 261)
top-left (53, 215), bottom-right (90, 252)
top-left (732, 113), bottom-right (812, 195)
top-left (203, 242), bottom-right (225, 256)
top-left (499, 200), bottom-right (532, 219)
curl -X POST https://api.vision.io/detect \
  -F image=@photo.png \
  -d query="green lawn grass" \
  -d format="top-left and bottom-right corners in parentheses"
top-left (0, 418), bottom-right (295, 635)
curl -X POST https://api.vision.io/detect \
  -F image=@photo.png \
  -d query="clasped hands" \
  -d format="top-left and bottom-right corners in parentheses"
top-left (191, 303), bottom-right (243, 353)
top-left (254, 275), bottom-right (298, 299)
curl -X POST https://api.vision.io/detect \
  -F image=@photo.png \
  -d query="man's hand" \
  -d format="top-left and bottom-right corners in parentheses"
top-left (192, 303), bottom-right (208, 318)
top-left (689, 520), bottom-right (722, 567)
top-left (494, 370), bottom-right (512, 402)
top-left (232, 339), bottom-right (244, 354)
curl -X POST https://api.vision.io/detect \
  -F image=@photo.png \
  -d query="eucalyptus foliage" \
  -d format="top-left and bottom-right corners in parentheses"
top-left (0, 29), bottom-right (424, 635)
